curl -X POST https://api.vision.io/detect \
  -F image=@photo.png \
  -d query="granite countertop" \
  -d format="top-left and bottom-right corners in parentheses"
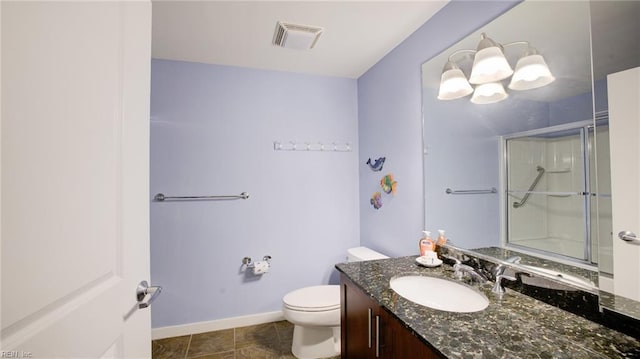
top-left (470, 247), bottom-right (600, 286)
top-left (336, 256), bottom-right (640, 359)
top-left (469, 247), bottom-right (640, 323)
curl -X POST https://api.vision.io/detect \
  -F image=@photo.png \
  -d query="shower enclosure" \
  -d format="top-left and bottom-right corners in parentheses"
top-left (503, 117), bottom-right (611, 268)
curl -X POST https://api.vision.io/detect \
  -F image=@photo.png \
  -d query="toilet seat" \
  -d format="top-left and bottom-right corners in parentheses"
top-left (283, 285), bottom-right (340, 312)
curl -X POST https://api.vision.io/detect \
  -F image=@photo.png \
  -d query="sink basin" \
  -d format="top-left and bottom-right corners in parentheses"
top-left (389, 275), bottom-right (489, 313)
top-left (518, 265), bottom-right (596, 291)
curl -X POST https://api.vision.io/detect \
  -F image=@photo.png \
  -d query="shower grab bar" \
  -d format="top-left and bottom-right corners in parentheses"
top-left (445, 187), bottom-right (497, 195)
top-left (153, 192), bottom-right (249, 202)
top-left (513, 166), bottom-right (545, 208)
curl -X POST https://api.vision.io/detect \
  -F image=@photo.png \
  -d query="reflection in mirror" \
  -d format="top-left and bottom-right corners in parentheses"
top-left (504, 122), bottom-right (595, 263)
top-left (421, 1), bottom-right (593, 254)
top-left (422, 0), bottom-right (640, 321)
top-left (590, 0), bottom-right (640, 310)
top-left (590, 0), bottom-right (640, 286)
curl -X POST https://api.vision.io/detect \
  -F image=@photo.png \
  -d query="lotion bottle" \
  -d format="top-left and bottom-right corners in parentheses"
top-left (436, 229), bottom-right (447, 247)
top-left (435, 229), bottom-right (447, 254)
top-left (419, 231), bottom-right (435, 256)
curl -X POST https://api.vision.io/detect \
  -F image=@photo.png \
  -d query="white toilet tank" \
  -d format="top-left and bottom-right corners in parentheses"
top-left (346, 246), bottom-right (389, 262)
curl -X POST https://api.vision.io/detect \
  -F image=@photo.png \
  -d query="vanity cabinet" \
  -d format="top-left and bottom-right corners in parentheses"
top-left (340, 274), bottom-right (443, 358)
top-left (341, 274), bottom-right (378, 357)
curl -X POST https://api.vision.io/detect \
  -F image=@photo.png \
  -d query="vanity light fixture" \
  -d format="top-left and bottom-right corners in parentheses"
top-left (437, 60), bottom-right (474, 100)
top-left (508, 46), bottom-right (555, 90)
top-left (438, 33), bottom-right (555, 104)
top-left (468, 33), bottom-right (513, 84)
top-left (471, 82), bottom-right (509, 104)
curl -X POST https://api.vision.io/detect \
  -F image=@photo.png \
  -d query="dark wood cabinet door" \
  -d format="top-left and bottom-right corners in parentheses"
top-left (341, 273), bottom-right (446, 359)
top-left (380, 309), bottom-right (444, 359)
top-left (341, 274), bottom-right (377, 358)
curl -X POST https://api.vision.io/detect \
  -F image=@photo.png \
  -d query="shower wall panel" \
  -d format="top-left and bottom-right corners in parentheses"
top-left (545, 135), bottom-right (585, 259)
top-left (592, 127), bottom-right (613, 273)
top-left (507, 131), bottom-right (587, 260)
top-left (508, 139), bottom-right (547, 243)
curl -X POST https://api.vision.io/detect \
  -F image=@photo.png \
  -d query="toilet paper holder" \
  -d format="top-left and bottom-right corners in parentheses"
top-left (242, 255), bottom-right (272, 275)
top-left (242, 255), bottom-right (272, 268)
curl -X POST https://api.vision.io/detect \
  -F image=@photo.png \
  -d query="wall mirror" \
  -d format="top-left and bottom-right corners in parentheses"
top-left (421, 0), bottom-right (640, 319)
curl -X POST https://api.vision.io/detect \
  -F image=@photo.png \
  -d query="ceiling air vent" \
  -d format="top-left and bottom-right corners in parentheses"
top-left (273, 21), bottom-right (324, 50)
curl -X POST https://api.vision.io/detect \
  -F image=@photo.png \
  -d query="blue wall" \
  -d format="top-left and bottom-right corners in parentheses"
top-left (357, 1), bottom-right (518, 255)
top-left (549, 79), bottom-right (608, 124)
top-left (150, 1), bottom-right (525, 329)
top-left (150, 60), bottom-right (359, 328)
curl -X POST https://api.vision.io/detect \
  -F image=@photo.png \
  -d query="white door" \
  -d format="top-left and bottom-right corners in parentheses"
top-left (1, 2), bottom-right (153, 357)
top-left (609, 66), bottom-right (640, 301)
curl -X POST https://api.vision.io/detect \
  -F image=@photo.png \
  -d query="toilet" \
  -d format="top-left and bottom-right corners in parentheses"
top-left (282, 246), bottom-right (388, 359)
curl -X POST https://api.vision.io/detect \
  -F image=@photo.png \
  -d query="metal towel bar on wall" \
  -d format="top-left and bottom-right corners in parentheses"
top-left (153, 192), bottom-right (249, 201)
top-left (445, 188), bottom-right (497, 195)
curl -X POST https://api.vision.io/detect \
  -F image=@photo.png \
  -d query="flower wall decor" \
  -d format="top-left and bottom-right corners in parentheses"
top-left (366, 156), bottom-right (398, 210)
top-left (370, 192), bottom-right (383, 210)
top-left (380, 173), bottom-right (397, 195)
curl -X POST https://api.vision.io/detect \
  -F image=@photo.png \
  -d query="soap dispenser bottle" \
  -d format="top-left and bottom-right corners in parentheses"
top-left (436, 229), bottom-right (447, 247)
top-left (435, 229), bottom-right (447, 255)
top-left (419, 231), bottom-right (435, 256)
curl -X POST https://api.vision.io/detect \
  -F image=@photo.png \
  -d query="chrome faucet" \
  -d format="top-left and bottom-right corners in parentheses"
top-left (442, 254), bottom-right (488, 283)
top-left (441, 254), bottom-right (463, 278)
top-left (491, 258), bottom-right (520, 297)
top-left (454, 263), bottom-right (489, 283)
top-left (441, 253), bottom-right (461, 266)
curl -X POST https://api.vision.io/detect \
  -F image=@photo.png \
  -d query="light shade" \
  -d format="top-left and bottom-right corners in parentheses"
top-left (437, 61), bottom-right (473, 100)
top-left (468, 34), bottom-right (513, 84)
top-left (471, 82), bottom-right (509, 104)
top-left (508, 53), bottom-right (555, 90)
top-left (469, 46), bottom-right (514, 84)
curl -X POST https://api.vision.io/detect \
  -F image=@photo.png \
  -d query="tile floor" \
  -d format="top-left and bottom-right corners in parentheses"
top-left (152, 321), bottom-right (340, 359)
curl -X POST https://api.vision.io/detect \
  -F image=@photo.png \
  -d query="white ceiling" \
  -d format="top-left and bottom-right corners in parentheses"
top-left (151, 1), bottom-right (448, 79)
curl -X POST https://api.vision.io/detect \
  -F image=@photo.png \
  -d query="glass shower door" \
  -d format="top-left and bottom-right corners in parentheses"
top-left (590, 121), bottom-right (612, 273)
top-left (505, 127), bottom-right (590, 262)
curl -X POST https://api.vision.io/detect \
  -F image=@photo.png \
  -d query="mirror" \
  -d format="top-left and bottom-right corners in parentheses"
top-left (421, 0), bottom-right (640, 320)
top-left (589, 0), bottom-right (640, 280)
top-left (422, 1), bottom-right (593, 256)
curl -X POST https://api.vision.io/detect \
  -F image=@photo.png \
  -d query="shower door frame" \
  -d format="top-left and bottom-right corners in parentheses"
top-left (499, 119), bottom-right (595, 267)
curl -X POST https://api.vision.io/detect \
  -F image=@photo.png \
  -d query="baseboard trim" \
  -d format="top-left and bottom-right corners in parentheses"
top-left (152, 311), bottom-right (285, 340)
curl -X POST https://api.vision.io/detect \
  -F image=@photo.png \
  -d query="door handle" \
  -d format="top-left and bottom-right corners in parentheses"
top-left (618, 231), bottom-right (640, 245)
top-left (136, 280), bottom-right (162, 309)
top-left (367, 308), bottom-right (372, 349)
top-left (375, 315), bottom-right (380, 358)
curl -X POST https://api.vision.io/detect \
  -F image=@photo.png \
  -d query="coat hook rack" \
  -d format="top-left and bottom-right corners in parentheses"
top-left (273, 141), bottom-right (351, 152)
